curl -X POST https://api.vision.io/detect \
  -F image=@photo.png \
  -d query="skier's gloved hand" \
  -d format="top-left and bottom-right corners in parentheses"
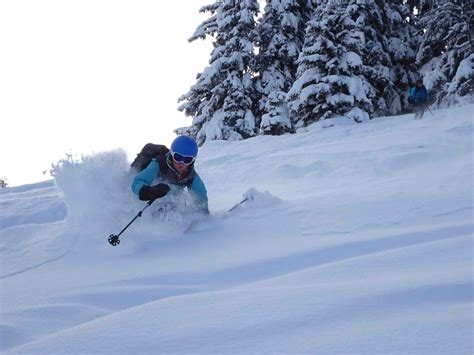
top-left (139, 183), bottom-right (170, 202)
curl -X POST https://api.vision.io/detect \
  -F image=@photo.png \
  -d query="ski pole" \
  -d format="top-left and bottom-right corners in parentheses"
top-left (108, 201), bottom-right (153, 246)
top-left (228, 198), bottom-right (248, 212)
top-left (424, 103), bottom-right (434, 116)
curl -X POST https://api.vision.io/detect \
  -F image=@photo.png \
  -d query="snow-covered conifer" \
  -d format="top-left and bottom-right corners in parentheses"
top-left (287, 0), bottom-right (377, 127)
top-left (287, 0), bottom-right (418, 128)
top-left (416, 0), bottom-right (473, 107)
top-left (256, 0), bottom-right (313, 135)
top-left (177, 0), bottom-right (260, 145)
top-left (382, 1), bottom-right (419, 111)
top-left (405, 0), bottom-right (432, 14)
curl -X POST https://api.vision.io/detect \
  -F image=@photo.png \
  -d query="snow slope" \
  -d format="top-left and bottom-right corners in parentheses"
top-left (1, 106), bottom-right (473, 354)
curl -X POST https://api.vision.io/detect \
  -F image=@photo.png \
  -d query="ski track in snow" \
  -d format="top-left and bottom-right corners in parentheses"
top-left (1, 105), bottom-right (473, 354)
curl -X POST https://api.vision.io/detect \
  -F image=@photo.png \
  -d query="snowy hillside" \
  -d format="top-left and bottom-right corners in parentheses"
top-left (1, 106), bottom-right (473, 354)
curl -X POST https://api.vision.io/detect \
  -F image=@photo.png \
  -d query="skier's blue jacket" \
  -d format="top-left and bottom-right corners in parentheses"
top-left (131, 156), bottom-right (208, 211)
top-left (409, 86), bottom-right (428, 104)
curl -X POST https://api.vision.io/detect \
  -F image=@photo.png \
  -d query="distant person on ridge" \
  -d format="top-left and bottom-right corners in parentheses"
top-left (130, 135), bottom-right (209, 213)
top-left (408, 78), bottom-right (429, 119)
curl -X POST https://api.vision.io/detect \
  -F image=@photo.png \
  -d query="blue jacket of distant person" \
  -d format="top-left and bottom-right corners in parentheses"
top-left (408, 85), bottom-right (428, 104)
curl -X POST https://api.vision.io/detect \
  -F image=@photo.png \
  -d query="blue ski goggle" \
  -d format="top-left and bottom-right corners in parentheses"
top-left (170, 150), bottom-right (195, 165)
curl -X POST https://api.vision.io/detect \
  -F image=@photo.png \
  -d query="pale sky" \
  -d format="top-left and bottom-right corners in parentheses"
top-left (0, 0), bottom-right (212, 186)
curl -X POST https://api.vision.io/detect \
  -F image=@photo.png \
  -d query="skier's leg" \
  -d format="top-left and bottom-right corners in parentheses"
top-left (414, 104), bottom-right (422, 119)
top-left (419, 105), bottom-right (425, 119)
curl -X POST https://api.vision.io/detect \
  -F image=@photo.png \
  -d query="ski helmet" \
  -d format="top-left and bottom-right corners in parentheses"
top-left (171, 135), bottom-right (198, 158)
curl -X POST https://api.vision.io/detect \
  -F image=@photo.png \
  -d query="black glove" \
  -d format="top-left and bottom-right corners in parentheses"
top-left (138, 183), bottom-right (170, 202)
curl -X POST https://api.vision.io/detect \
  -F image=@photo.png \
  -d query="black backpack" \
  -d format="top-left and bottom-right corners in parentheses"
top-left (130, 143), bottom-right (169, 173)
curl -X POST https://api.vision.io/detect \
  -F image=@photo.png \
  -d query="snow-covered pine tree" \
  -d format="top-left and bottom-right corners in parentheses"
top-left (405, 0), bottom-right (432, 14)
top-left (287, 0), bottom-right (379, 126)
top-left (416, 0), bottom-right (473, 107)
top-left (0, 177), bottom-right (8, 188)
top-left (382, 1), bottom-right (419, 112)
top-left (177, 0), bottom-right (260, 145)
top-left (256, 0), bottom-right (313, 135)
top-left (286, 0), bottom-right (418, 128)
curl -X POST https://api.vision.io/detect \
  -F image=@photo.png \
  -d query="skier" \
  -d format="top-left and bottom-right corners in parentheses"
top-left (408, 78), bottom-right (429, 119)
top-left (131, 135), bottom-right (209, 213)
